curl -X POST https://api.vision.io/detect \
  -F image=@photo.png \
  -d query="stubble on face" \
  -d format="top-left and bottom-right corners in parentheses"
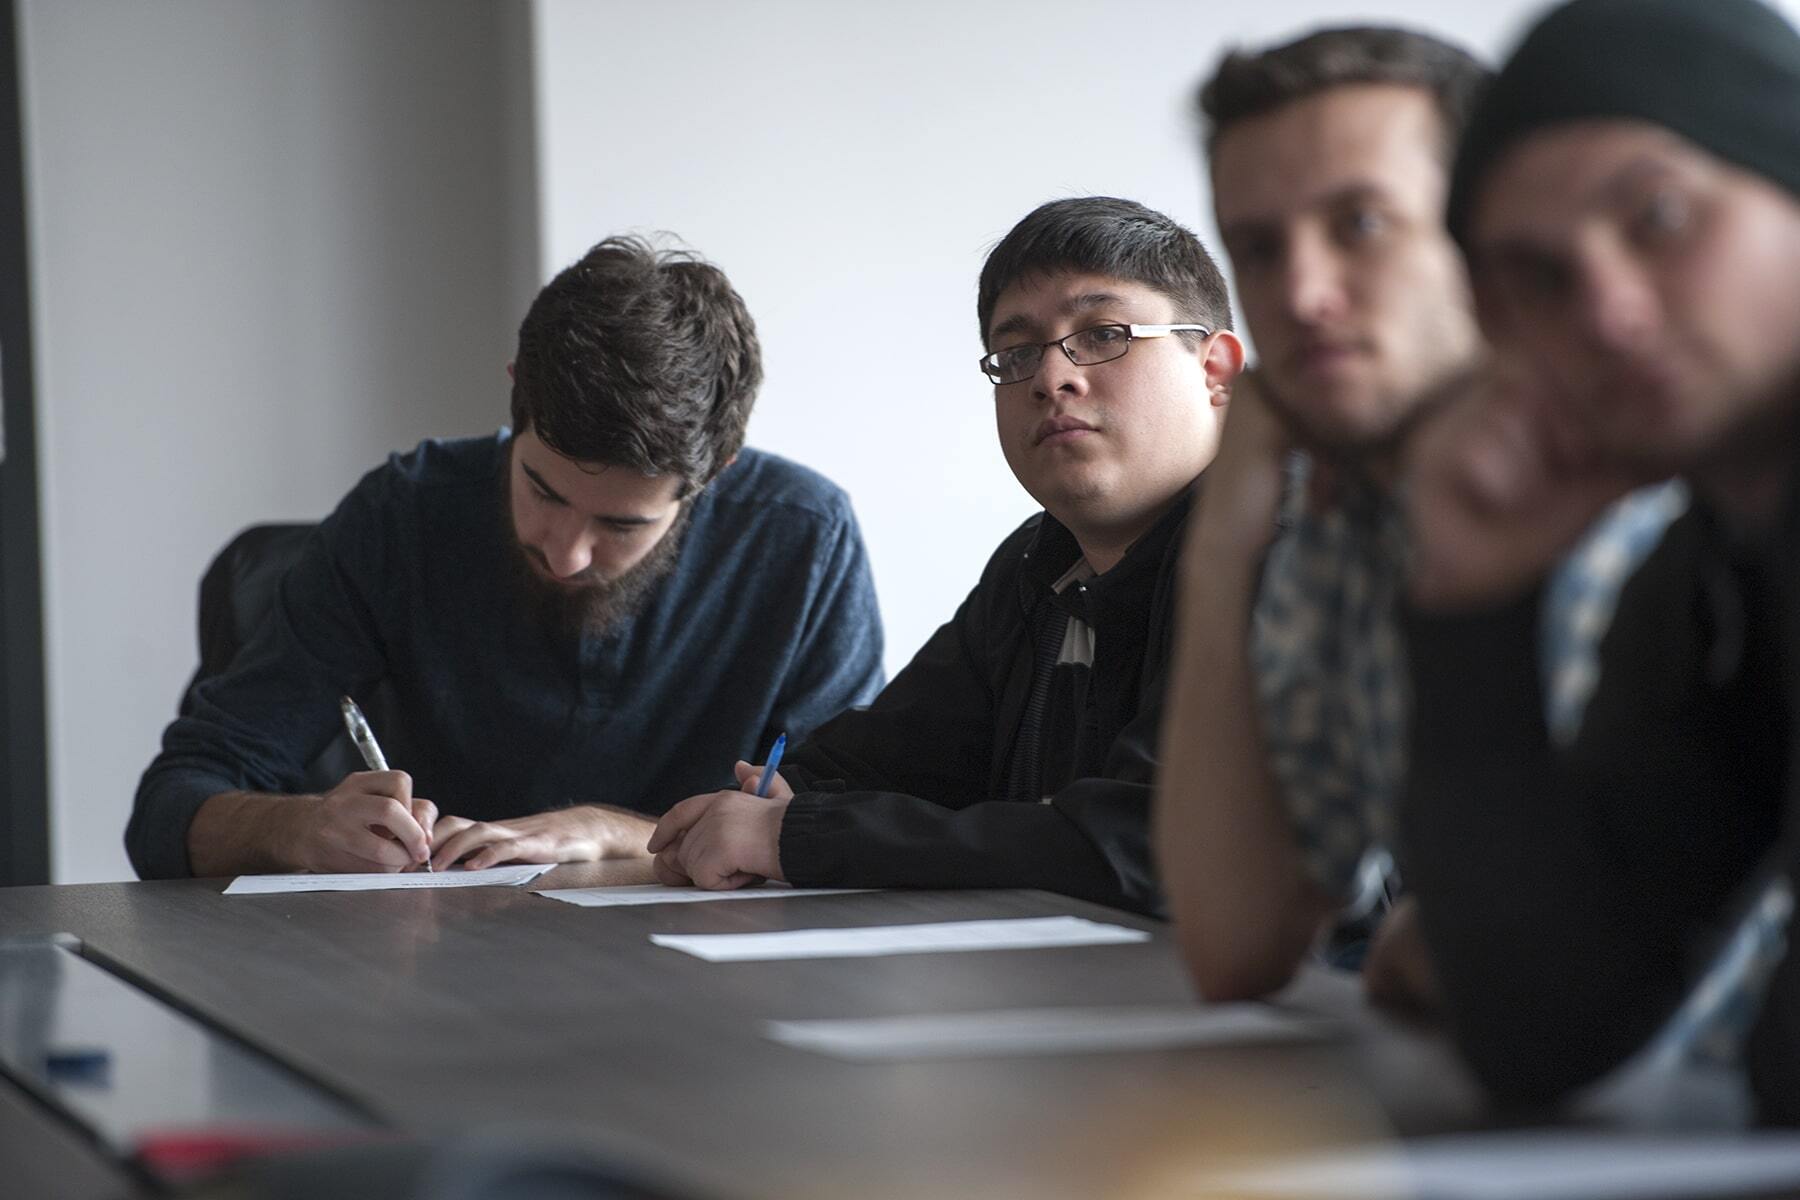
top-left (1470, 122), bottom-right (1800, 480)
top-left (1212, 84), bottom-right (1481, 465)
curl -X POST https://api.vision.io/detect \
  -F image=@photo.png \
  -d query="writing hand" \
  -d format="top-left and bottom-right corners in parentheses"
top-left (286, 770), bottom-right (434, 873)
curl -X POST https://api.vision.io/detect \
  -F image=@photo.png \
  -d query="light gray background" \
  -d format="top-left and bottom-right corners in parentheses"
top-left (22, 0), bottom-right (1797, 881)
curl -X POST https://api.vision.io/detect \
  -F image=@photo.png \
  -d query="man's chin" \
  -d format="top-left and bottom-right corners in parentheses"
top-left (510, 509), bottom-right (691, 638)
top-left (1272, 382), bottom-right (1418, 459)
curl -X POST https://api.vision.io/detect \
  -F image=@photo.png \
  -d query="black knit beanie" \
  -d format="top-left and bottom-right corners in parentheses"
top-left (1447, 0), bottom-right (1800, 246)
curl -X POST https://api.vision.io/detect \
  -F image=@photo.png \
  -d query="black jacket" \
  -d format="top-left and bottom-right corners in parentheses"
top-left (1401, 502), bottom-right (1795, 1119)
top-left (776, 493), bottom-right (1192, 916)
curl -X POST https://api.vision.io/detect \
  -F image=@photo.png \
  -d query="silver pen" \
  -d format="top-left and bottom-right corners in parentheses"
top-left (338, 695), bottom-right (431, 871)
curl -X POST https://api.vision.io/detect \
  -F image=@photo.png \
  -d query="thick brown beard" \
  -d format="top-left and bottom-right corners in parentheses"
top-left (499, 447), bottom-right (693, 638)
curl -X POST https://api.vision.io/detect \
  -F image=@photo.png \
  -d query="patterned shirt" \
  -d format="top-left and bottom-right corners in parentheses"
top-left (1249, 466), bottom-right (1786, 1067)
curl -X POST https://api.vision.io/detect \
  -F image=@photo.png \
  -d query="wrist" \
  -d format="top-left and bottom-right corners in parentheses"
top-left (759, 799), bottom-right (790, 882)
top-left (189, 791), bottom-right (310, 877)
top-left (269, 794), bottom-right (322, 873)
top-left (587, 803), bottom-right (654, 859)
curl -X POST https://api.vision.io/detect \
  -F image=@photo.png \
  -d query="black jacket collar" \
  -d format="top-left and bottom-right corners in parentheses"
top-left (1016, 484), bottom-right (1196, 626)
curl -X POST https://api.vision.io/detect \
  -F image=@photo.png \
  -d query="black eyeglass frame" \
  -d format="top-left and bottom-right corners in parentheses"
top-left (978, 322), bottom-right (1212, 385)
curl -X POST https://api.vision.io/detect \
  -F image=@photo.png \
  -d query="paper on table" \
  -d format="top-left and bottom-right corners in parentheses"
top-left (1202, 1132), bottom-right (1800, 1200)
top-left (650, 916), bottom-right (1149, 962)
top-left (222, 864), bottom-right (553, 895)
top-left (537, 883), bottom-right (874, 907)
top-left (766, 1003), bottom-right (1339, 1060)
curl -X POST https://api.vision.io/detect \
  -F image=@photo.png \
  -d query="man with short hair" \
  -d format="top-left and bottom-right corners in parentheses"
top-left (130, 235), bottom-right (885, 879)
top-left (1400, 0), bottom-right (1800, 1120)
top-left (1154, 25), bottom-right (1685, 1009)
top-left (647, 197), bottom-right (1242, 912)
top-left (1154, 26), bottom-right (1491, 1002)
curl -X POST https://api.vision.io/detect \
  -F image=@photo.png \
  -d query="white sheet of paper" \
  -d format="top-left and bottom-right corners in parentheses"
top-left (649, 915), bottom-right (1149, 962)
top-left (1206, 1132), bottom-right (1800, 1200)
top-left (537, 883), bottom-right (874, 907)
top-left (222, 864), bottom-right (554, 895)
top-left (766, 1003), bottom-right (1339, 1060)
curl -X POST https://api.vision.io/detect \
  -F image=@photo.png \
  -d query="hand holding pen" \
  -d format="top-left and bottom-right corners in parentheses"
top-left (338, 695), bottom-right (434, 872)
top-left (753, 733), bottom-right (786, 797)
top-left (726, 732), bottom-right (791, 800)
top-left (649, 733), bottom-right (794, 889)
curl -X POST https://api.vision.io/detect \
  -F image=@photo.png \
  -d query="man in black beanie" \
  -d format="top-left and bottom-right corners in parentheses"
top-left (1400, 0), bottom-right (1800, 1121)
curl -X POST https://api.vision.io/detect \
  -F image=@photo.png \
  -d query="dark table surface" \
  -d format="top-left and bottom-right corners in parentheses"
top-left (0, 862), bottom-right (1726, 1200)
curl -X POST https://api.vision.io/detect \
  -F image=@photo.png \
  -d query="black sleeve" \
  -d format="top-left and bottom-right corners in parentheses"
top-left (777, 534), bottom-right (1164, 915)
top-left (1400, 520), bottom-right (1782, 1105)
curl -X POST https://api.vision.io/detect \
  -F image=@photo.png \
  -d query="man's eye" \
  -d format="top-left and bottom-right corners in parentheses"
top-left (1084, 325), bottom-right (1126, 344)
top-left (1501, 255), bottom-right (1574, 303)
top-left (1227, 233), bottom-right (1281, 271)
top-left (1336, 206), bottom-right (1388, 244)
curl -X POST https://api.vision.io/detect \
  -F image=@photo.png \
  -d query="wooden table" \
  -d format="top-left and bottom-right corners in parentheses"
top-left (0, 863), bottom-right (1721, 1199)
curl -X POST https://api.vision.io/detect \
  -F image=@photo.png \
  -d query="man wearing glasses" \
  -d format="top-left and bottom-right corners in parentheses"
top-left (649, 197), bottom-right (1242, 913)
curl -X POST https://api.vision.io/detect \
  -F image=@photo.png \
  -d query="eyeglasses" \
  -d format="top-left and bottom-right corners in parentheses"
top-left (978, 323), bottom-right (1211, 386)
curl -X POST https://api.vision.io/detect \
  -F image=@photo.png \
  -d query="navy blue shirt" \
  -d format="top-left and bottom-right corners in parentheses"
top-left (130, 432), bottom-right (885, 879)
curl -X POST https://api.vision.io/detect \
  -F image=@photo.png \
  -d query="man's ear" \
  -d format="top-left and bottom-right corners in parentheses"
top-left (1202, 331), bottom-right (1245, 408)
top-left (506, 361), bottom-right (516, 381)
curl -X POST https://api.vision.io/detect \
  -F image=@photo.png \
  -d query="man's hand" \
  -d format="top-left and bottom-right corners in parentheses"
top-left (428, 804), bottom-right (655, 871)
top-left (1362, 897), bottom-right (1444, 1018)
top-left (648, 764), bottom-right (789, 890)
top-left (1190, 370), bottom-right (1293, 567)
top-left (1405, 365), bottom-right (1647, 611)
top-left (282, 770), bottom-right (437, 874)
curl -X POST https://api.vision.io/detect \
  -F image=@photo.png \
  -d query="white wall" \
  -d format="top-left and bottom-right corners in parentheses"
top-left (22, 1), bottom-right (537, 881)
top-left (531, 0), bottom-right (1547, 679)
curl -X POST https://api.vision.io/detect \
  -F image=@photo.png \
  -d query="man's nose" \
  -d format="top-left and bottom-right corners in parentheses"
top-left (539, 516), bottom-right (594, 579)
top-left (1030, 340), bottom-right (1090, 401)
top-left (1283, 230), bottom-right (1348, 324)
top-left (1576, 245), bottom-right (1660, 355)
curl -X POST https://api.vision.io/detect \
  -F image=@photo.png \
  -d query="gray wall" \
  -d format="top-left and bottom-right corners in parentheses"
top-left (21, 1), bottom-right (538, 881)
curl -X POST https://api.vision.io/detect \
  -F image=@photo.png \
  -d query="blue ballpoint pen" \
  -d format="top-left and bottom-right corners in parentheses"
top-left (755, 733), bottom-right (787, 798)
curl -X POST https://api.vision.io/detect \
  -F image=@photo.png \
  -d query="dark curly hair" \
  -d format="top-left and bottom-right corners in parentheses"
top-left (510, 235), bottom-right (762, 494)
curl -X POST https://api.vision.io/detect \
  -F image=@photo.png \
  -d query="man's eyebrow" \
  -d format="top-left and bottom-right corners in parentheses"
top-left (1602, 155), bottom-right (1684, 205)
top-left (989, 312), bottom-right (1040, 343)
top-left (1060, 291), bottom-right (1127, 316)
top-left (1220, 182), bottom-right (1392, 237)
top-left (990, 291), bottom-right (1131, 344)
top-left (1217, 215), bottom-right (1273, 243)
top-left (521, 462), bottom-right (567, 505)
top-left (522, 461), bottom-right (662, 526)
top-left (1474, 160), bottom-right (1681, 260)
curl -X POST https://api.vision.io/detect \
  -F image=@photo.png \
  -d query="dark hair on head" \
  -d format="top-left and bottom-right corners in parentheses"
top-left (1199, 26), bottom-right (1490, 162)
top-left (510, 234), bottom-right (762, 495)
top-left (976, 196), bottom-right (1232, 345)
